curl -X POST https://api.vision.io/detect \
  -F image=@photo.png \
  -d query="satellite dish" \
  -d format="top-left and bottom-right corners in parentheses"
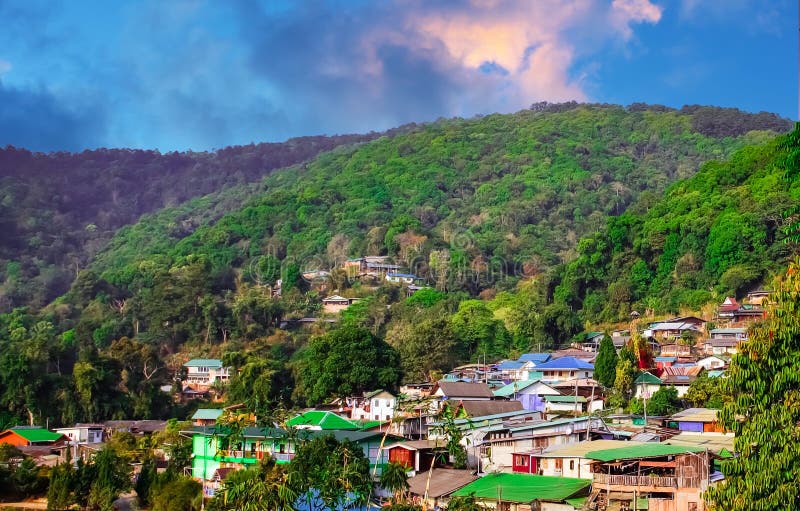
top-left (565, 427), bottom-right (573, 436)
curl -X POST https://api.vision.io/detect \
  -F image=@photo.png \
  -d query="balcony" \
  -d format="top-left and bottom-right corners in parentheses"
top-left (593, 473), bottom-right (696, 490)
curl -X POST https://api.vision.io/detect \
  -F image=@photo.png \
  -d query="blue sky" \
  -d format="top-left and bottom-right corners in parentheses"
top-left (0, 0), bottom-right (795, 152)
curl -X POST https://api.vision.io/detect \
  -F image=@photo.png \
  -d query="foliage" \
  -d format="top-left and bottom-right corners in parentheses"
top-left (707, 260), bottom-right (800, 509)
top-left (47, 462), bottom-right (74, 511)
top-left (446, 494), bottom-right (486, 511)
top-left (87, 447), bottom-right (133, 511)
top-left (629, 386), bottom-right (680, 416)
top-left (684, 373), bottom-right (729, 409)
top-left (289, 435), bottom-right (371, 510)
top-left (150, 476), bottom-right (203, 511)
top-left (208, 460), bottom-right (296, 511)
top-left (594, 334), bottom-right (618, 388)
top-left (295, 325), bottom-right (400, 405)
top-left (380, 461), bottom-right (410, 502)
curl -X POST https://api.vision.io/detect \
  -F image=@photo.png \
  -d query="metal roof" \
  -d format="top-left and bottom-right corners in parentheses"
top-left (586, 444), bottom-right (704, 462)
top-left (451, 473), bottom-right (590, 502)
top-left (191, 409), bottom-right (223, 421)
top-left (184, 358), bottom-right (223, 368)
top-left (534, 357), bottom-right (594, 370)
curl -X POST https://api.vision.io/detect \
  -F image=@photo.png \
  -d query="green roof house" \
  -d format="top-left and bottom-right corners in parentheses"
top-left (285, 411), bottom-right (359, 430)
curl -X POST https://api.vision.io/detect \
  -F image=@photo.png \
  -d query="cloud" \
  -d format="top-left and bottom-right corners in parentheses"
top-left (0, 60), bottom-right (10, 76)
top-left (0, 81), bottom-right (106, 152)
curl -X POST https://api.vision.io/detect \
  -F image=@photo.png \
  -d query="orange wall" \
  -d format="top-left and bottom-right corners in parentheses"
top-left (0, 432), bottom-right (29, 447)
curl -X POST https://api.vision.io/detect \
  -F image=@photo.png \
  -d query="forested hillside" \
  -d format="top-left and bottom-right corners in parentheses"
top-left (0, 103), bottom-right (793, 427)
top-left (0, 131), bottom-right (401, 310)
top-left (553, 132), bottom-right (800, 323)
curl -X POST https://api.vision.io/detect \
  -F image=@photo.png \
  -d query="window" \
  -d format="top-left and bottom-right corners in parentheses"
top-left (515, 455), bottom-right (528, 466)
top-left (569, 460), bottom-right (575, 470)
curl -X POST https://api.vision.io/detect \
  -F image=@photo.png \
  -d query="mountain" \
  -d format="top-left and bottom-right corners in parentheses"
top-left (90, 104), bottom-right (789, 296)
top-left (552, 127), bottom-right (799, 323)
top-left (0, 130), bottom-right (412, 310)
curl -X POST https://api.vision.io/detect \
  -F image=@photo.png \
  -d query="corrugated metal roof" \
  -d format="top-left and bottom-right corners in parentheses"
top-left (191, 409), bottom-right (223, 421)
top-left (534, 357), bottom-right (594, 370)
top-left (586, 444), bottom-right (703, 462)
top-left (184, 358), bottom-right (223, 368)
top-left (451, 473), bottom-right (590, 502)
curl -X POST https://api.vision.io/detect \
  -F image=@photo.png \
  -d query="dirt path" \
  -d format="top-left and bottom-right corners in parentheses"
top-left (0, 503), bottom-right (48, 510)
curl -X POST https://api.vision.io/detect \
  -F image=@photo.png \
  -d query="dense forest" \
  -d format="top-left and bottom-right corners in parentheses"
top-left (0, 103), bottom-right (794, 428)
top-left (0, 130), bottom-right (415, 310)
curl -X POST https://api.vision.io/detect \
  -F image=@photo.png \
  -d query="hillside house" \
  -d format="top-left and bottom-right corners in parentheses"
top-left (667, 408), bottom-right (726, 434)
top-left (716, 297), bottom-right (764, 325)
top-left (493, 379), bottom-right (560, 412)
top-left (0, 427), bottom-right (67, 448)
top-left (385, 272), bottom-right (420, 284)
top-left (646, 322), bottom-right (702, 341)
top-left (658, 344), bottom-right (692, 358)
top-left (543, 395), bottom-right (587, 415)
top-left (191, 409), bottom-right (223, 427)
top-left (746, 290), bottom-right (771, 305)
top-left (533, 357), bottom-right (594, 384)
top-left (188, 426), bottom-right (400, 496)
top-left (321, 294), bottom-right (358, 314)
top-left (529, 439), bottom-right (637, 479)
top-left (350, 389), bottom-right (396, 422)
top-left (54, 424), bottom-right (103, 445)
top-left (634, 371), bottom-right (663, 400)
top-left (704, 328), bottom-right (748, 355)
top-left (585, 444), bottom-right (712, 511)
top-left (432, 381), bottom-right (494, 402)
top-left (183, 359), bottom-right (231, 388)
top-left (285, 411), bottom-right (359, 430)
top-left (697, 355), bottom-right (728, 371)
top-left (660, 366), bottom-right (702, 398)
top-left (386, 439), bottom-right (445, 476)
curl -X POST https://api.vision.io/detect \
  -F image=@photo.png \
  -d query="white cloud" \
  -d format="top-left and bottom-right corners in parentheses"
top-left (0, 59), bottom-right (11, 76)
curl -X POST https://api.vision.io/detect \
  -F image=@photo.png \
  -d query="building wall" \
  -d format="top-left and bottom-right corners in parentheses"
top-left (0, 433), bottom-right (28, 447)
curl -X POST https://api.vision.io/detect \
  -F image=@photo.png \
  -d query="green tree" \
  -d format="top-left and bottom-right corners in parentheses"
top-left (446, 494), bottom-right (485, 511)
top-left (707, 261), bottom-right (800, 509)
top-left (209, 460), bottom-right (296, 511)
top-left (87, 447), bottom-right (132, 511)
top-left (135, 457), bottom-right (157, 507)
top-left (594, 334), bottom-right (618, 388)
top-left (684, 373), bottom-right (729, 409)
top-left (289, 436), bottom-right (371, 511)
top-left (296, 325), bottom-right (400, 405)
top-left (641, 386), bottom-right (680, 416)
top-left (47, 462), bottom-right (74, 511)
top-left (380, 462), bottom-right (410, 503)
top-left (150, 476), bottom-right (203, 511)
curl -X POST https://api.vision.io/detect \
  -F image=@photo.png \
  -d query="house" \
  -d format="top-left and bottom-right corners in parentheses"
top-left (655, 356), bottom-right (677, 369)
top-left (385, 272), bottom-right (419, 284)
top-left (478, 416), bottom-right (610, 473)
top-left (543, 395), bottom-right (587, 415)
top-left (585, 444), bottom-right (712, 511)
top-left (697, 355), bottom-right (728, 371)
top-left (0, 427), bottom-right (66, 447)
top-left (386, 439), bottom-right (445, 476)
top-left (716, 298), bottom-right (764, 325)
top-left (550, 348), bottom-right (596, 362)
top-left (448, 400), bottom-right (525, 419)
top-left (645, 322), bottom-right (703, 341)
top-left (407, 469), bottom-right (478, 509)
top-left (496, 360), bottom-right (526, 381)
top-left (532, 357), bottom-right (594, 384)
top-left (704, 328), bottom-right (748, 355)
top-left (551, 379), bottom-right (605, 413)
top-left (183, 359), bottom-right (231, 388)
top-left (493, 379), bottom-right (560, 412)
top-left (581, 332), bottom-right (605, 353)
top-left (746, 290), bottom-right (771, 305)
top-left (634, 371), bottom-right (663, 400)
top-left (191, 409), bottom-right (224, 427)
top-left (518, 353), bottom-right (552, 365)
top-left (660, 366), bottom-right (702, 397)
top-left (450, 473), bottom-right (591, 511)
top-left (432, 381), bottom-right (494, 402)
top-left (321, 295), bottom-right (358, 314)
top-left (104, 420), bottom-right (167, 437)
top-left (188, 426), bottom-right (401, 496)
top-left (350, 390), bottom-right (396, 422)
top-left (532, 440), bottom-right (637, 479)
top-left (666, 408), bottom-right (726, 434)
top-left (54, 424), bottom-right (104, 445)
top-left (658, 344), bottom-right (692, 358)
top-left (285, 411), bottom-right (359, 430)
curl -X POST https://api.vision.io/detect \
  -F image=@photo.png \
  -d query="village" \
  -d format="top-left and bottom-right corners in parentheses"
top-left (0, 274), bottom-right (764, 511)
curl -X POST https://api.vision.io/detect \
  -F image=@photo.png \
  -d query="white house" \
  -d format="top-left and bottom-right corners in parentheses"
top-left (385, 272), bottom-right (419, 284)
top-left (697, 355), bottom-right (728, 371)
top-left (634, 371), bottom-right (662, 400)
top-left (184, 359), bottom-right (231, 387)
top-left (55, 424), bottom-right (104, 445)
top-left (350, 390), bottom-right (396, 422)
top-left (535, 440), bottom-right (636, 479)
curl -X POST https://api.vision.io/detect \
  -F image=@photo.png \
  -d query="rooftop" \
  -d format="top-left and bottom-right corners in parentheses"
top-left (634, 372), bottom-right (662, 385)
top-left (517, 353), bottom-right (552, 364)
top-left (286, 411), bottom-right (359, 430)
top-left (191, 409), bottom-right (224, 421)
top-left (493, 379), bottom-right (545, 397)
top-left (543, 395), bottom-right (586, 403)
top-left (408, 469), bottom-right (478, 498)
top-left (451, 473), bottom-right (590, 503)
top-left (3, 428), bottom-right (64, 443)
top-left (539, 440), bottom-right (639, 458)
top-left (670, 408), bottom-right (719, 423)
top-left (586, 444), bottom-right (703, 462)
top-left (435, 381), bottom-right (494, 399)
top-left (534, 357), bottom-right (594, 371)
top-left (184, 358), bottom-right (223, 368)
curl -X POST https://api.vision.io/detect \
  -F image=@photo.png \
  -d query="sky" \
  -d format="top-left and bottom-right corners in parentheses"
top-left (0, 0), bottom-right (796, 152)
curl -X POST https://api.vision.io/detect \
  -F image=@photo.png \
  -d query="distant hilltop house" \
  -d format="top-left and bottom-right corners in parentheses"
top-left (343, 256), bottom-right (402, 274)
top-left (704, 327), bottom-right (748, 355)
top-left (183, 358), bottom-right (231, 390)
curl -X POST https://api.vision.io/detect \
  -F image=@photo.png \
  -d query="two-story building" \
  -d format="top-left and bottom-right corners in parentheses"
top-left (532, 357), bottom-right (594, 384)
top-left (183, 359), bottom-right (231, 388)
top-left (350, 389), bottom-right (397, 422)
